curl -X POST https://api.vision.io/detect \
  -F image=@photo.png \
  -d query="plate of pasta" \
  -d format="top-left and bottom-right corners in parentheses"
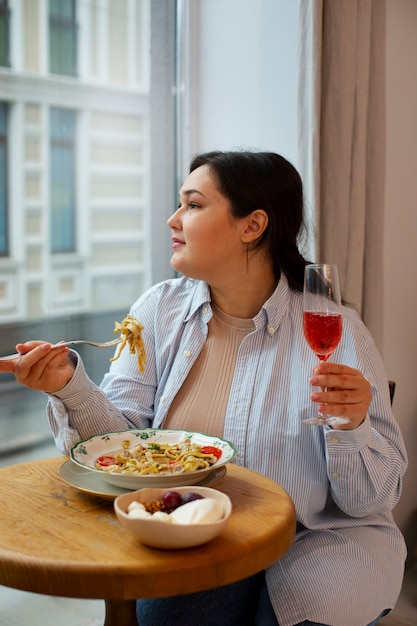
top-left (70, 429), bottom-right (237, 489)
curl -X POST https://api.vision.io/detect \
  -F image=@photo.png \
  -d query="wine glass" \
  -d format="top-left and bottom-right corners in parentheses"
top-left (303, 263), bottom-right (348, 426)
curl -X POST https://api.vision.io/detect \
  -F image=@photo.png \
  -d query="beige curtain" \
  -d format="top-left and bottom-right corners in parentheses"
top-left (298, 0), bottom-right (386, 346)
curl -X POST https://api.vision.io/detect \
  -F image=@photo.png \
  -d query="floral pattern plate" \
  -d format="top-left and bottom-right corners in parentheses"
top-left (60, 459), bottom-right (227, 501)
top-left (70, 428), bottom-right (236, 490)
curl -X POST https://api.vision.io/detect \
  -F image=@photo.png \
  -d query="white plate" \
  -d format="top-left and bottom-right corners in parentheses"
top-left (70, 428), bottom-right (236, 490)
top-left (60, 459), bottom-right (227, 501)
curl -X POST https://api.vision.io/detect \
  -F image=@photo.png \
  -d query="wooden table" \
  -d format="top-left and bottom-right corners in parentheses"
top-left (0, 457), bottom-right (296, 626)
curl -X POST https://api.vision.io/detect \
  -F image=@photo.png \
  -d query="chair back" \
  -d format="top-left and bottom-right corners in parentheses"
top-left (388, 381), bottom-right (396, 405)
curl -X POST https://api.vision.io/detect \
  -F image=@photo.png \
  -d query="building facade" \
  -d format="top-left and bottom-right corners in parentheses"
top-left (0, 0), bottom-right (152, 325)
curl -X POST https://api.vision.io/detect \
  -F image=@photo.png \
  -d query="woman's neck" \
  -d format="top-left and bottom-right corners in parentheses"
top-left (209, 267), bottom-right (277, 319)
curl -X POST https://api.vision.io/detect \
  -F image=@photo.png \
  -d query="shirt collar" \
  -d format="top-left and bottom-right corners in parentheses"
top-left (183, 280), bottom-right (212, 322)
top-left (183, 275), bottom-right (293, 332)
top-left (256, 274), bottom-right (292, 334)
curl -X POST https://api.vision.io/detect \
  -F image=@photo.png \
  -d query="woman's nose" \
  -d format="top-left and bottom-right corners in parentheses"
top-left (167, 207), bottom-right (182, 229)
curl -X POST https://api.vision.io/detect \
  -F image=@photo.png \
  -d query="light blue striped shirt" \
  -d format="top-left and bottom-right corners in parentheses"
top-left (48, 275), bottom-right (407, 626)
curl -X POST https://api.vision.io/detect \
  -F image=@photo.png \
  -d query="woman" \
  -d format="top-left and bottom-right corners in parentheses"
top-left (0, 151), bottom-right (407, 626)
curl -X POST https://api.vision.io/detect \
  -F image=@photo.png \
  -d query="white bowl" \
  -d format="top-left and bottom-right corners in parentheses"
top-left (114, 486), bottom-right (232, 549)
top-left (70, 429), bottom-right (237, 490)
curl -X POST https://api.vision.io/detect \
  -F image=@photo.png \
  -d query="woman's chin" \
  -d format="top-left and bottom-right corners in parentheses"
top-left (170, 257), bottom-right (182, 273)
top-left (170, 260), bottom-right (200, 281)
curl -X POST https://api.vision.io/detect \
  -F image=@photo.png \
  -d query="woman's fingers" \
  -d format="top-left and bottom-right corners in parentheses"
top-left (310, 362), bottom-right (372, 429)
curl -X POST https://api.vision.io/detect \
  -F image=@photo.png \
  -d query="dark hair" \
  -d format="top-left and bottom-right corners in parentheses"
top-left (189, 150), bottom-right (311, 292)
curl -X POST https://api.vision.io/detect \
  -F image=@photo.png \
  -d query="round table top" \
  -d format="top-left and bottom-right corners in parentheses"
top-left (0, 456), bottom-right (296, 601)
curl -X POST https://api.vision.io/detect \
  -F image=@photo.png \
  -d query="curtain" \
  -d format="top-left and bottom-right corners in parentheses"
top-left (297, 0), bottom-right (386, 346)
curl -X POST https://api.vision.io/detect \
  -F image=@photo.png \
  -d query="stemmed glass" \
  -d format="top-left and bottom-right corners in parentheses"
top-left (303, 263), bottom-right (348, 426)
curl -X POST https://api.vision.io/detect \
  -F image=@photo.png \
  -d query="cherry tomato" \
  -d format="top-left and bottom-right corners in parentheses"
top-left (96, 455), bottom-right (117, 466)
top-left (200, 446), bottom-right (222, 459)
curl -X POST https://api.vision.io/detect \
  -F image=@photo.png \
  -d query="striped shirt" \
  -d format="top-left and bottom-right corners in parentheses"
top-left (48, 275), bottom-right (407, 626)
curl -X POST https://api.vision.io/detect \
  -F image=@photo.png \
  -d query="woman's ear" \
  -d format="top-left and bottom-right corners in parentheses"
top-left (241, 210), bottom-right (269, 243)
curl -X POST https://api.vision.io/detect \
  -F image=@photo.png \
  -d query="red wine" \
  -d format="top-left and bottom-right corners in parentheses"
top-left (303, 312), bottom-right (342, 361)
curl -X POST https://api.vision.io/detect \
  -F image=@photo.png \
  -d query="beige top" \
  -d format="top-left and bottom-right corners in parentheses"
top-left (164, 304), bottom-right (254, 437)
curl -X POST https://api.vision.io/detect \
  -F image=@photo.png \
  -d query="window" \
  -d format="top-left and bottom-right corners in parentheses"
top-left (49, 0), bottom-right (77, 76)
top-left (0, 102), bottom-right (7, 256)
top-left (0, 0), bottom-right (176, 361)
top-left (0, 0), bottom-right (10, 67)
top-left (50, 108), bottom-right (76, 253)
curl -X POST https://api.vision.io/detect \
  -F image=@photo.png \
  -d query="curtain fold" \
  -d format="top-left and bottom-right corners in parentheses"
top-left (298, 0), bottom-right (386, 346)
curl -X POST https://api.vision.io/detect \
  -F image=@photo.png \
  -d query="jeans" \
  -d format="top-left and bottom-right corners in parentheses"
top-left (136, 571), bottom-right (390, 626)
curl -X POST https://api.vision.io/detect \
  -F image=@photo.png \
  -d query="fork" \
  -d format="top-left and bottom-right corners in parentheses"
top-left (0, 338), bottom-right (122, 361)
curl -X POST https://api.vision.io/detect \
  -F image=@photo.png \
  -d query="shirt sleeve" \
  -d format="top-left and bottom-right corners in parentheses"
top-left (46, 350), bottom-right (149, 454)
top-left (323, 312), bottom-right (407, 517)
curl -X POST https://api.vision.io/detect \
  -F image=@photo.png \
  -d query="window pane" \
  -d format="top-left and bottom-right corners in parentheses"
top-left (0, 102), bottom-right (7, 256)
top-left (0, 0), bottom-right (10, 67)
top-left (50, 108), bottom-right (76, 253)
top-left (49, 0), bottom-right (75, 20)
top-left (49, 0), bottom-right (77, 76)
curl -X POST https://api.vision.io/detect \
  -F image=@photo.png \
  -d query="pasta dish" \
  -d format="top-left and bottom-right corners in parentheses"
top-left (95, 439), bottom-right (222, 476)
top-left (110, 314), bottom-right (146, 372)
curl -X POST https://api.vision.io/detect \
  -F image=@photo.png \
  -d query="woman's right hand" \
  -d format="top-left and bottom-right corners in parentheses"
top-left (0, 342), bottom-right (76, 393)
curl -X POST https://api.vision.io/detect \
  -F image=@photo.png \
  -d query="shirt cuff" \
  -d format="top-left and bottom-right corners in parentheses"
top-left (48, 350), bottom-right (92, 409)
top-left (324, 414), bottom-right (371, 453)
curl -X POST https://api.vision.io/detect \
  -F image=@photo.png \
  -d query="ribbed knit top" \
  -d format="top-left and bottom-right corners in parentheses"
top-left (164, 303), bottom-right (254, 437)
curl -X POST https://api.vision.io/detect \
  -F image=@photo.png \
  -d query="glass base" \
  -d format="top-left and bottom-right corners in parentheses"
top-left (302, 415), bottom-right (349, 426)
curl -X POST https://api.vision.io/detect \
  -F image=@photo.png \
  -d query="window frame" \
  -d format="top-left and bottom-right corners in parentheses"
top-left (0, 102), bottom-right (8, 257)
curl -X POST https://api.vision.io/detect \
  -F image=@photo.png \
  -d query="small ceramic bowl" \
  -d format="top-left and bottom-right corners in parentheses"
top-left (114, 486), bottom-right (232, 549)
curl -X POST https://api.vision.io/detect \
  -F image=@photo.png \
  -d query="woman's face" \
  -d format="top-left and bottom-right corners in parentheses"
top-left (167, 164), bottom-right (246, 284)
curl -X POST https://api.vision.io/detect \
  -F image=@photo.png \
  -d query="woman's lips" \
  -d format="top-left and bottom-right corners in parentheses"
top-left (171, 238), bottom-right (185, 249)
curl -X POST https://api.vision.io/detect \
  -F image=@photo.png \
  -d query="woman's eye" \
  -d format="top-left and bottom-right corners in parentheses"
top-left (176, 200), bottom-right (201, 211)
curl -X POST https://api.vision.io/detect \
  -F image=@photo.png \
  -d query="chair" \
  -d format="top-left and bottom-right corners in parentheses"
top-left (388, 380), bottom-right (396, 405)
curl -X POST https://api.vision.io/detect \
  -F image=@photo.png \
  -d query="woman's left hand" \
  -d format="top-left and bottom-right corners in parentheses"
top-left (310, 362), bottom-right (372, 430)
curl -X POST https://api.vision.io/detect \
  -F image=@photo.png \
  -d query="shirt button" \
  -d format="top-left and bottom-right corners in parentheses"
top-left (202, 306), bottom-right (208, 314)
top-left (183, 350), bottom-right (191, 357)
top-left (160, 396), bottom-right (166, 403)
top-left (329, 437), bottom-right (339, 444)
top-left (331, 471), bottom-right (339, 478)
top-left (268, 326), bottom-right (275, 335)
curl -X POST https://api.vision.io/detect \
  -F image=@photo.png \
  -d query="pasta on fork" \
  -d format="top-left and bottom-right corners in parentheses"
top-left (111, 314), bottom-right (146, 372)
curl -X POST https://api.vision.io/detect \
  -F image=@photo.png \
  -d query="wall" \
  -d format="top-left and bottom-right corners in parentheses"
top-left (384, 0), bottom-right (417, 547)
top-left (187, 0), bottom-right (417, 546)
